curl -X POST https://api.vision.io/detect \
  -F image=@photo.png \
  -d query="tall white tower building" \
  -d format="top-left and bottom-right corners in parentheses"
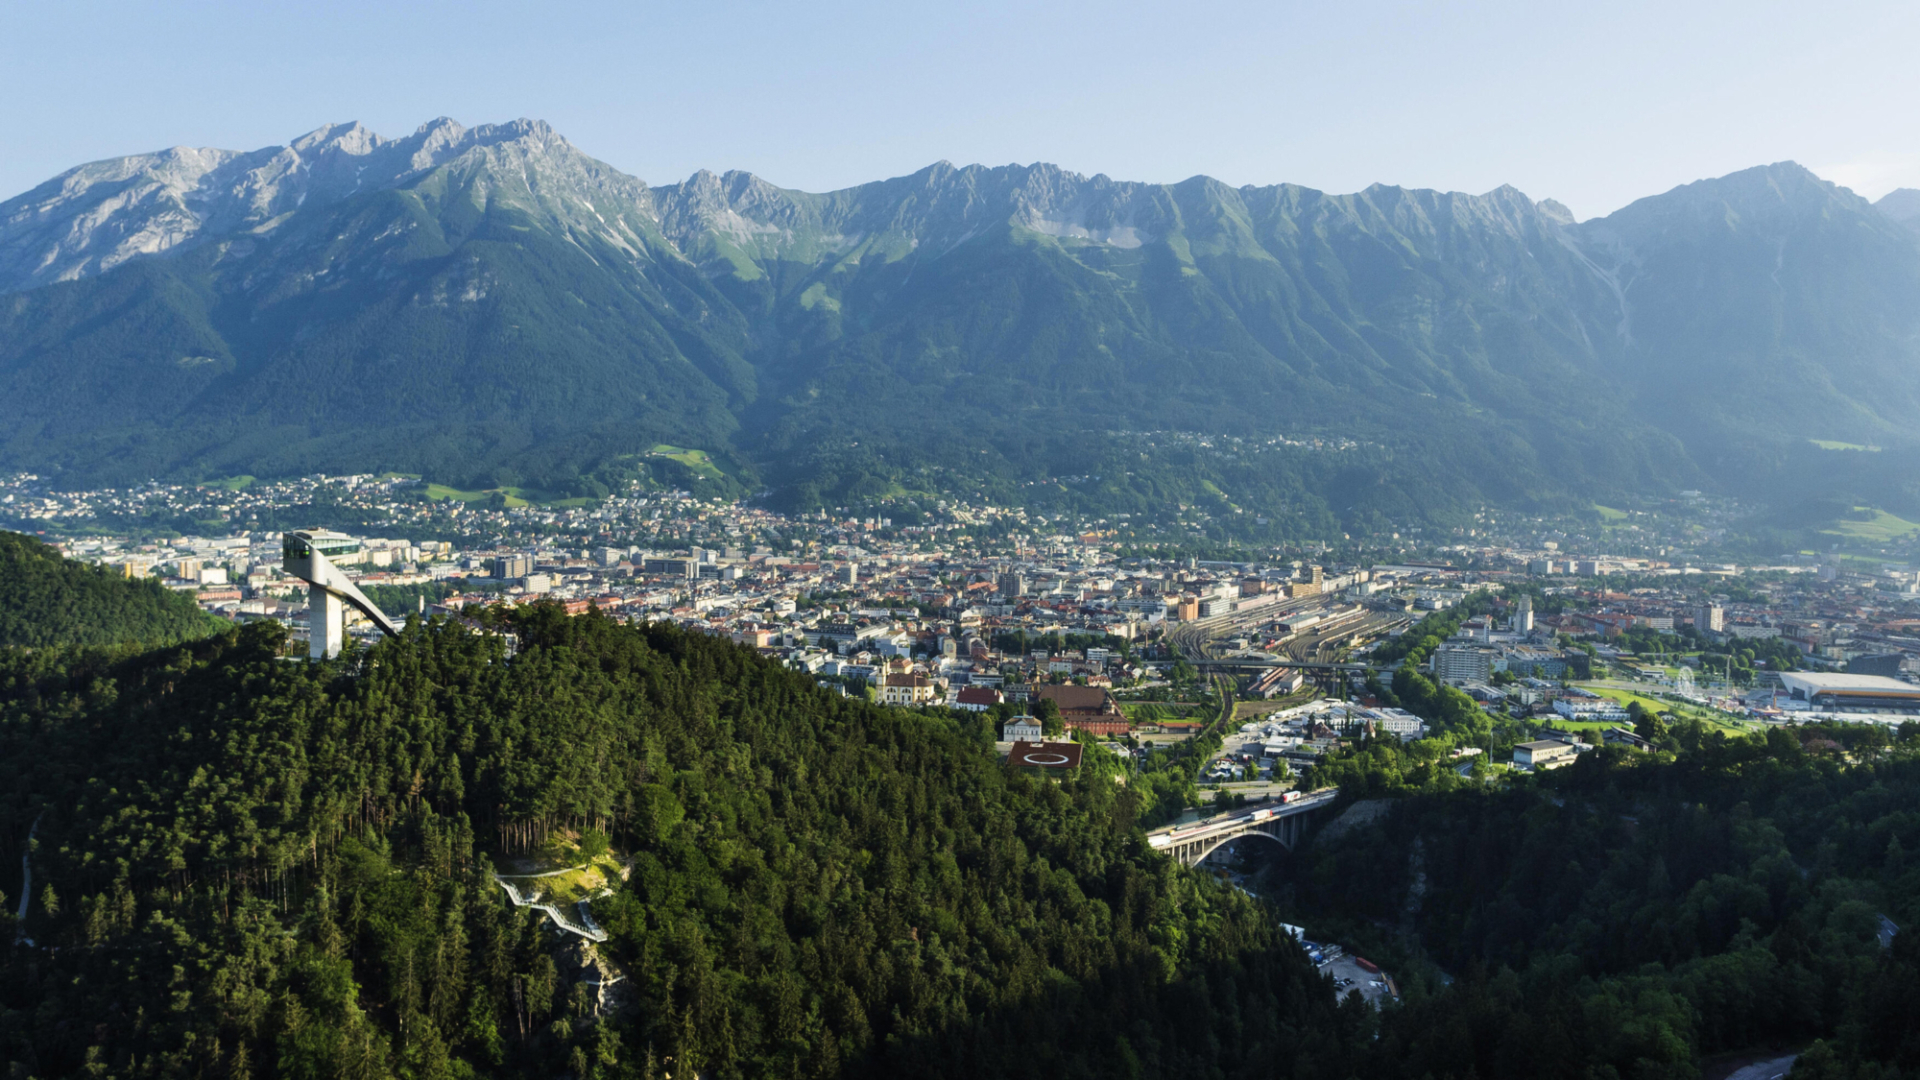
top-left (1697, 603), bottom-right (1724, 634)
top-left (283, 531), bottom-right (402, 658)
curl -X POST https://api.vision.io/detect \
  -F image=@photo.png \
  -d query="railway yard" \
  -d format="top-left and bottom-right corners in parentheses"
top-left (1152, 594), bottom-right (1413, 795)
top-left (1168, 593), bottom-right (1412, 674)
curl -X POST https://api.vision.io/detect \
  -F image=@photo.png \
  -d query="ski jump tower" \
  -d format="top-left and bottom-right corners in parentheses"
top-left (282, 531), bottom-right (401, 659)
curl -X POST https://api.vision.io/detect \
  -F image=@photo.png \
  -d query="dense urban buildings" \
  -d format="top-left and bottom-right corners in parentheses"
top-left (8, 468), bottom-right (1920, 728)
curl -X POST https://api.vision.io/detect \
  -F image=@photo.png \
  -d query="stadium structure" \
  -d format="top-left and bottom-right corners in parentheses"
top-left (1776, 671), bottom-right (1920, 716)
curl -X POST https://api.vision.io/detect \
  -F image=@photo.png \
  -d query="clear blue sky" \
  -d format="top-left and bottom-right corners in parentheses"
top-left (3, 0), bottom-right (1916, 219)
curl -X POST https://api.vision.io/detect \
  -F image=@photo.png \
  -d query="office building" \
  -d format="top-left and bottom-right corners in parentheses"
top-left (642, 557), bottom-right (698, 579)
top-left (1848, 654), bottom-right (1906, 678)
top-left (1433, 644), bottom-right (1494, 683)
top-left (1432, 644), bottom-right (1494, 684)
top-left (1696, 603), bottom-right (1724, 634)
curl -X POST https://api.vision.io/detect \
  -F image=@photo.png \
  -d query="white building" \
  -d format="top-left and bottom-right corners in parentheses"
top-left (1552, 698), bottom-right (1629, 722)
top-left (1002, 715), bottom-right (1043, 741)
top-left (1513, 740), bottom-right (1577, 770)
top-left (880, 673), bottom-right (937, 705)
top-left (1777, 671), bottom-right (1920, 715)
top-left (1433, 644), bottom-right (1494, 684)
top-left (1368, 709), bottom-right (1426, 741)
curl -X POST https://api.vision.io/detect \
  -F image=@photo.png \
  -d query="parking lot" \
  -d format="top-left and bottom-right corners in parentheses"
top-left (1317, 949), bottom-right (1396, 1006)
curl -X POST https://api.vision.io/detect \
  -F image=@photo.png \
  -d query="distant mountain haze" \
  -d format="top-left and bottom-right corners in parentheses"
top-left (1879, 188), bottom-right (1920, 231)
top-left (3, 118), bottom-right (1918, 525)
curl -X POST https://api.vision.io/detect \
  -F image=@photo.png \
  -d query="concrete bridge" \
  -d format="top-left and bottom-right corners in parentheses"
top-left (1146, 789), bottom-right (1340, 868)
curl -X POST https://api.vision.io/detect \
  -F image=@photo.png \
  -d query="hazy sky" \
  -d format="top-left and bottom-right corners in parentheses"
top-left (3, 0), bottom-right (1916, 219)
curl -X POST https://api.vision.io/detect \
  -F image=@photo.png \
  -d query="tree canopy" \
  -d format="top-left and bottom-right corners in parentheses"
top-left (0, 609), bottom-right (1343, 1078)
top-left (4, 600), bottom-right (1919, 1078)
top-left (0, 530), bottom-right (224, 648)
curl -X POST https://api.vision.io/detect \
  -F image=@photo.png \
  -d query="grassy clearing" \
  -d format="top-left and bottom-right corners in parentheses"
top-left (501, 855), bottom-right (622, 904)
top-left (205, 476), bottom-right (256, 491)
top-left (1578, 685), bottom-right (1751, 733)
top-left (424, 483), bottom-right (489, 501)
top-left (1539, 718), bottom-right (1619, 733)
top-left (1122, 701), bottom-right (1202, 721)
top-left (1584, 686), bottom-right (1680, 715)
top-left (1823, 508), bottom-right (1920, 543)
top-left (649, 444), bottom-right (734, 484)
top-left (798, 282), bottom-right (841, 312)
top-left (423, 483), bottom-right (540, 508)
top-left (1809, 439), bottom-right (1880, 452)
top-left (1592, 504), bottom-right (1628, 521)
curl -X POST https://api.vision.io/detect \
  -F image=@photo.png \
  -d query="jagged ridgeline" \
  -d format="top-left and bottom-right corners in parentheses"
top-left (7, 120), bottom-right (1920, 521)
top-left (0, 611), bottom-right (1346, 1077)
top-left (0, 529), bottom-right (223, 647)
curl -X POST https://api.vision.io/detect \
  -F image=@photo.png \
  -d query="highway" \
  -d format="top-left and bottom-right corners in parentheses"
top-left (1202, 778), bottom-right (1299, 799)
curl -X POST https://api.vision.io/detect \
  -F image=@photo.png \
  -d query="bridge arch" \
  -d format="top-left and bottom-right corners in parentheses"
top-left (1149, 791), bottom-right (1338, 868)
top-left (1188, 827), bottom-right (1293, 868)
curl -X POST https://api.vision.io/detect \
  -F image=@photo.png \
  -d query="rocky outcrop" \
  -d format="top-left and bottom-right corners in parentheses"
top-left (1311, 798), bottom-right (1393, 847)
top-left (555, 937), bottom-right (632, 1018)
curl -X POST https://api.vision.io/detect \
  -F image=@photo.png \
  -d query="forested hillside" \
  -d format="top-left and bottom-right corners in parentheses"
top-left (0, 529), bottom-right (223, 647)
top-left (1280, 723), bottom-right (1920, 1079)
top-left (4, 605), bottom-right (1920, 1076)
top-left (0, 611), bottom-right (1348, 1078)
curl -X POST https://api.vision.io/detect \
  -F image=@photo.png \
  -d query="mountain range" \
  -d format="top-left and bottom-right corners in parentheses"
top-left (5, 118), bottom-right (1920, 530)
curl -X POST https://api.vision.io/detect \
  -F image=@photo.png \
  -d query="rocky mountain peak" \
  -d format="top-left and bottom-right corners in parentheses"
top-left (1537, 198), bottom-right (1576, 226)
top-left (0, 117), bottom-right (641, 294)
top-left (1596, 161), bottom-right (1862, 235)
top-left (289, 120), bottom-right (383, 157)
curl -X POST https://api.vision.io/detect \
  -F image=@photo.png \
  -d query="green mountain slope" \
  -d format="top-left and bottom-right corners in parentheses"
top-left (1578, 165), bottom-right (1920, 453)
top-left (4, 121), bottom-right (1919, 522)
top-left (0, 529), bottom-right (223, 647)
